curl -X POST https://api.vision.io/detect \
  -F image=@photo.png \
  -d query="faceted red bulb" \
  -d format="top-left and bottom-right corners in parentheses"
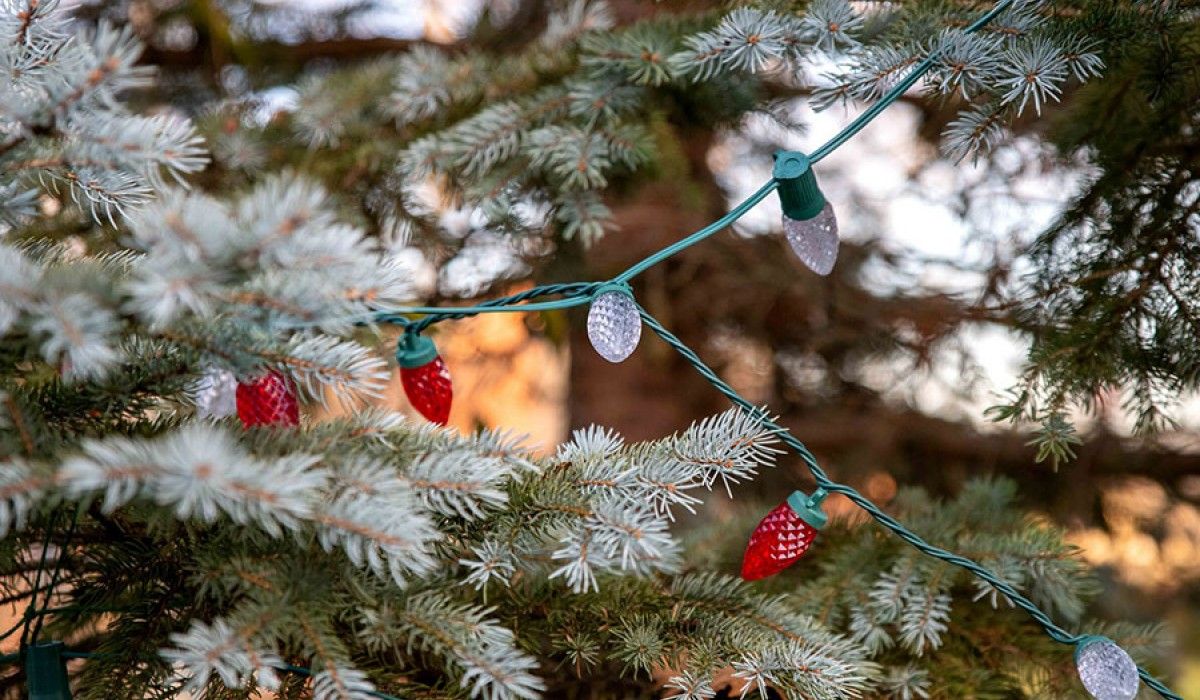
top-left (741, 489), bottom-right (828, 581)
top-left (400, 356), bottom-right (453, 425)
top-left (236, 370), bottom-right (299, 428)
top-left (397, 332), bottom-right (453, 426)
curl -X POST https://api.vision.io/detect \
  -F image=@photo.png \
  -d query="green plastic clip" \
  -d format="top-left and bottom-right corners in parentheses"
top-left (26, 641), bottom-right (71, 700)
top-left (786, 488), bottom-right (830, 530)
top-left (395, 332), bottom-right (439, 369)
top-left (1074, 634), bottom-right (1110, 664)
top-left (591, 281), bottom-right (635, 300)
top-left (773, 150), bottom-right (826, 222)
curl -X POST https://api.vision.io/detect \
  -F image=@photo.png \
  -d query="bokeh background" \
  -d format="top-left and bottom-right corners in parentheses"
top-left (9, 0), bottom-right (1200, 695)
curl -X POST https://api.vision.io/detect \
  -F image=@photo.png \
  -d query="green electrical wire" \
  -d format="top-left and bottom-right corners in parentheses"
top-left (367, 0), bottom-right (1018, 322)
top-left (612, 179), bottom-right (780, 284)
top-left (18, 509), bottom-right (60, 654)
top-left (384, 297), bottom-right (590, 318)
top-left (405, 282), bottom-right (601, 335)
top-left (294, 282), bottom-right (601, 333)
top-left (384, 283), bottom-right (1186, 696)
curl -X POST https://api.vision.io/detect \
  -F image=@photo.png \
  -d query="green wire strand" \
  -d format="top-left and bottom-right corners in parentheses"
top-left (290, 283), bottom-right (601, 333)
top-left (370, 0), bottom-right (1018, 328)
top-left (611, 179), bottom-right (780, 284)
top-left (374, 178), bottom-right (780, 329)
top-left (18, 509), bottom-right (60, 656)
top-left (316, 0), bottom-right (1019, 331)
top-left (384, 297), bottom-right (590, 318)
top-left (0, 581), bottom-right (63, 646)
top-left (633, 303), bottom-right (1183, 700)
top-left (405, 282), bottom-right (601, 334)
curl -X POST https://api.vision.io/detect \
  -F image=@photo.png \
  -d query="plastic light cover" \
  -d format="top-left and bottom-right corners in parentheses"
top-left (236, 370), bottom-right (300, 428)
top-left (1076, 639), bottom-right (1139, 700)
top-left (193, 366), bottom-right (237, 419)
top-left (741, 500), bottom-right (819, 580)
top-left (587, 290), bottom-right (642, 363)
top-left (783, 202), bottom-right (839, 276)
top-left (401, 355), bottom-right (453, 425)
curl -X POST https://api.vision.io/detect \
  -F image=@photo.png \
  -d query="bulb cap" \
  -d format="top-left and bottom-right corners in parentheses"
top-left (396, 332), bottom-right (439, 369)
top-left (591, 281), bottom-right (635, 300)
top-left (786, 488), bottom-right (829, 530)
top-left (26, 641), bottom-right (72, 700)
top-left (774, 151), bottom-right (826, 222)
top-left (1075, 635), bottom-right (1111, 663)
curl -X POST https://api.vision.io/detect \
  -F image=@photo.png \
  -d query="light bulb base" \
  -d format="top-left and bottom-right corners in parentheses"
top-left (786, 488), bottom-right (829, 530)
top-left (396, 332), bottom-right (439, 369)
top-left (1075, 635), bottom-right (1110, 664)
top-left (591, 281), bottom-right (635, 301)
top-left (26, 641), bottom-right (72, 700)
top-left (774, 150), bottom-right (826, 222)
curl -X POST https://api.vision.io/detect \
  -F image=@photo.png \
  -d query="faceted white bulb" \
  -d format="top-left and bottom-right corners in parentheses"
top-left (191, 366), bottom-right (237, 419)
top-left (1077, 639), bottom-right (1139, 700)
top-left (587, 290), bottom-right (642, 363)
top-left (783, 202), bottom-right (839, 276)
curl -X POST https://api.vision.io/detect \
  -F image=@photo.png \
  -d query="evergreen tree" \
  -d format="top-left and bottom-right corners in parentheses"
top-left (0, 1), bottom-right (1190, 698)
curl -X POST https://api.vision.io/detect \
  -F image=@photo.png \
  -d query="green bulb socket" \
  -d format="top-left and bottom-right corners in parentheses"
top-left (396, 332), bottom-right (439, 369)
top-left (786, 487), bottom-right (830, 530)
top-left (592, 281), bottom-right (635, 300)
top-left (26, 641), bottom-right (72, 700)
top-left (1074, 635), bottom-right (1111, 664)
top-left (773, 150), bottom-right (826, 222)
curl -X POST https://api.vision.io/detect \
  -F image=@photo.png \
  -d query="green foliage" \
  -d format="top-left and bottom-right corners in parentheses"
top-left (0, 0), bottom-right (206, 224)
top-left (990, 1), bottom-right (1200, 443)
top-left (0, 0), bottom-right (1189, 698)
top-left (191, 0), bottom-right (1097, 257)
top-left (1027, 413), bottom-right (1084, 470)
top-left (0, 404), bottom-right (876, 700)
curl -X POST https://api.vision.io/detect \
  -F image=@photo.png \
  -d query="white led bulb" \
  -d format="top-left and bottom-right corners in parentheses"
top-left (783, 202), bottom-right (839, 276)
top-left (191, 366), bottom-right (237, 419)
top-left (587, 289), bottom-right (641, 363)
top-left (1076, 638), bottom-right (1139, 700)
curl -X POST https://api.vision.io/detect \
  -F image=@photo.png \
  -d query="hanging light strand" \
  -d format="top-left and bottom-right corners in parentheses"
top-left (369, 281), bottom-right (1184, 699)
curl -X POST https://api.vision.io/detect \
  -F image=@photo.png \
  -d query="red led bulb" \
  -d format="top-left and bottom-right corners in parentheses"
top-left (236, 370), bottom-right (300, 428)
top-left (397, 332), bottom-right (452, 426)
top-left (741, 488), bottom-right (828, 581)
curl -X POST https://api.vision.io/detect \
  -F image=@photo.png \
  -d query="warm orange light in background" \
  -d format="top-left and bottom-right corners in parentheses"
top-left (319, 283), bottom-right (570, 454)
top-left (1070, 477), bottom-right (1200, 591)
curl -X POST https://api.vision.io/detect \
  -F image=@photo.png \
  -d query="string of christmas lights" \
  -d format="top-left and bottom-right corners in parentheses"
top-left (320, 1), bottom-right (1178, 695)
top-left (356, 267), bottom-right (1180, 700)
top-left (10, 1), bottom-right (1184, 698)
